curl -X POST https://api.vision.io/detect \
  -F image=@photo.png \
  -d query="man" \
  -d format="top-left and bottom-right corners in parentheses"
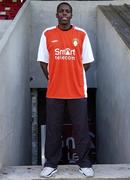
top-left (37, 2), bottom-right (94, 178)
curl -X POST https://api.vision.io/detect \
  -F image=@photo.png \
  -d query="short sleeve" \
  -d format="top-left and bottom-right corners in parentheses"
top-left (37, 32), bottom-right (49, 63)
top-left (82, 33), bottom-right (94, 64)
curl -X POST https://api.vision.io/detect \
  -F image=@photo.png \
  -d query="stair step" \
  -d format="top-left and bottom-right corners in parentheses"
top-left (0, 164), bottom-right (130, 179)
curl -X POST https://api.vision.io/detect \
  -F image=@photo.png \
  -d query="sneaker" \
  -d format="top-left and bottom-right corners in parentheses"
top-left (40, 167), bottom-right (57, 177)
top-left (79, 167), bottom-right (94, 177)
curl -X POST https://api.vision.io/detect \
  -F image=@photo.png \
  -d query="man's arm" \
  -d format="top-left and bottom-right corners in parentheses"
top-left (37, 32), bottom-right (49, 80)
top-left (82, 33), bottom-right (94, 69)
top-left (40, 62), bottom-right (49, 80)
top-left (83, 63), bottom-right (91, 71)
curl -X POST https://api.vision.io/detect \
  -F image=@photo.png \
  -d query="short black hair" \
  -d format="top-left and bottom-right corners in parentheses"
top-left (57, 2), bottom-right (72, 13)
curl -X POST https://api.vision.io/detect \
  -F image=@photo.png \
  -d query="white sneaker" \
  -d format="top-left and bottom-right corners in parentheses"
top-left (79, 167), bottom-right (94, 177)
top-left (40, 167), bottom-right (57, 177)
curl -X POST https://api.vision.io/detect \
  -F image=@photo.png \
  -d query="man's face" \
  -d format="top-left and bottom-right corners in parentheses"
top-left (56, 4), bottom-right (72, 25)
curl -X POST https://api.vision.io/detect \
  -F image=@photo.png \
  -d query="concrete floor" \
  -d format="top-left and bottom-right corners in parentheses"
top-left (0, 164), bottom-right (130, 180)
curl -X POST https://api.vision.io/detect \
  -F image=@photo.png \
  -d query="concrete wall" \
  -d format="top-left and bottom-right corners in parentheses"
top-left (96, 8), bottom-right (130, 163)
top-left (0, 0), bottom-right (32, 168)
top-left (0, 21), bottom-right (12, 40)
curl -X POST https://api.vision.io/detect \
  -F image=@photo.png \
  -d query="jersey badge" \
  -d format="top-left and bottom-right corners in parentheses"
top-left (73, 38), bottom-right (79, 47)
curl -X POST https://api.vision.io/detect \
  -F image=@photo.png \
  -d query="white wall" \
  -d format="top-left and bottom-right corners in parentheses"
top-left (0, 1), bottom-right (32, 167)
top-left (96, 8), bottom-right (130, 163)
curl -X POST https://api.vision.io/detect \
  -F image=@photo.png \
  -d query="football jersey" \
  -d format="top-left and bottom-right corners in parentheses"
top-left (37, 25), bottom-right (94, 99)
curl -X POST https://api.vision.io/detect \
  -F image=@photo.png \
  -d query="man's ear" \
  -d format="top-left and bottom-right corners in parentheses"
top-left (56, 13), bottom-right (58, 19)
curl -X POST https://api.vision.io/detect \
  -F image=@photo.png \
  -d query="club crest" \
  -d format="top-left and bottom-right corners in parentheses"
top-left (73, 39), bottom-right (79, 47)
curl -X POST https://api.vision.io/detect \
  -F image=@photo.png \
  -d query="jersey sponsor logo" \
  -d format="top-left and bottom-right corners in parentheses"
top-left (73, 38), bottom-right (79, 47)
top-left (55, 48), bottom-right (76, 61)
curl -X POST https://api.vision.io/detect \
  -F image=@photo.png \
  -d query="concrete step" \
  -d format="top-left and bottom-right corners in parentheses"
top-left (0, 164), bottom-right (130, 180)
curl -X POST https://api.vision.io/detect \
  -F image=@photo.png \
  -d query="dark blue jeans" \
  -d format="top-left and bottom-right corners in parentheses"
top-left (44, 98), bottom-right (92, 168)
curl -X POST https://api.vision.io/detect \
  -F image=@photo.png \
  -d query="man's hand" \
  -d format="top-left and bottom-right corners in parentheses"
top-left (83, 63), bottom-right (91, 71)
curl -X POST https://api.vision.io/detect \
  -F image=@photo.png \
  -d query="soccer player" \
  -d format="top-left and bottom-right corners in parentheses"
top-left (37, 2), bottom-right (94, 178)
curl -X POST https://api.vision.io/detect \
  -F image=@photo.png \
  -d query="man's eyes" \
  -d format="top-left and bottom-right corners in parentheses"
top-left (59, 10), bottom-right (71, 13)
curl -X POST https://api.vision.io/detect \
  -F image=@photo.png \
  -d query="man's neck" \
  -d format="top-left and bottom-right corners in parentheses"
top-left (58, 24), bottom-right (72, 31)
